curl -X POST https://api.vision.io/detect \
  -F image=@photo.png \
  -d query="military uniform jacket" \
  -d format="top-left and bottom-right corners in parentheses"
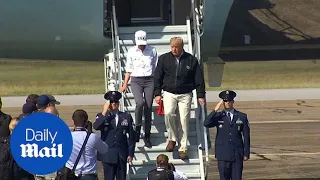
top-left (93, 110), bottom-right (136, 163)
top-left (204, 109), bottom-right (250, 161)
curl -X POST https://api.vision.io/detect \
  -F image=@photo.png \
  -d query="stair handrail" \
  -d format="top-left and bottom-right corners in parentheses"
top-left (191, 0), bottom-right (210, 179)
top-left (194, 0), bottom-right (204, 36)
top-left (187, 11), bottom-right (206, 180)
top-left (110, 0), bottom-right (125, 113)
top-left (110, 1), bottom-right (129, 179)
top-left (191, 0), bottom-right (201, 61)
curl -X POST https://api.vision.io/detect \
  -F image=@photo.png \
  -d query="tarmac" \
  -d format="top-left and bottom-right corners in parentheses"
top-left (2, 88), bottom-right (320, 107)
top-left (2, 88), bottom-right (320, 179)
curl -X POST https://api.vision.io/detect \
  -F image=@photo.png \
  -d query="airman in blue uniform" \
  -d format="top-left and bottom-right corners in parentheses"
top-left (204, 90), bottom-right (250, 180)
top-left (93, 91), bottom-right (136, 180)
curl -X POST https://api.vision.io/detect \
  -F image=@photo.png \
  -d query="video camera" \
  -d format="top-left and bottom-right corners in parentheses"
top-left (85, 121), bottom-right (93, 133)
top-left (167, 163), bottom-right (175, 171)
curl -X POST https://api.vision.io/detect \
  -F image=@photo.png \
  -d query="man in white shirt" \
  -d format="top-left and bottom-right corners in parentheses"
top-left (65, 109), bottom-right (109, 179)
top-left (120, 30), bottom-right (158, 148)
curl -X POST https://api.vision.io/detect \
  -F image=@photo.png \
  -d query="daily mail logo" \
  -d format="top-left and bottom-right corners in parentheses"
top-left (20, 128), bottom-right (62, 158)
top-left (10, 112), bottom-right (73, 175)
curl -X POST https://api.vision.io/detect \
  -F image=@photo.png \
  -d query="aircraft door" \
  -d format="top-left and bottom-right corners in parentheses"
top-left (115, 0), bottom-right (132, 26)
top-left (130, 0), bottom-right (162, 18)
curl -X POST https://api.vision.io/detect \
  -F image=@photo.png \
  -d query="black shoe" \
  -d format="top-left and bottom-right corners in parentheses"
top-left (135, 126), bottom-right (141, 142)
top-left (144, 133), bottom-right (152, 148)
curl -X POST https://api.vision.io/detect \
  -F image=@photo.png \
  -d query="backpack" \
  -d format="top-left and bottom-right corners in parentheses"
top-left (147, 168), bottom-right (174, 180)
top-left (0, 137), bottom-right (35, 180)
top-left (0, 137), bottom-right (14, 180)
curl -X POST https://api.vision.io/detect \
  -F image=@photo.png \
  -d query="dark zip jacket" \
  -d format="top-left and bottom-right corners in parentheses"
top-left (154, 51), bottom-right (206, 98)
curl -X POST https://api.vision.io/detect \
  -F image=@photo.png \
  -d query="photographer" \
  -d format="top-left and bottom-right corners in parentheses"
top-left (64, 109), bottom-right (109, 179)
top-left (147, 154), bottom-right (188, 180)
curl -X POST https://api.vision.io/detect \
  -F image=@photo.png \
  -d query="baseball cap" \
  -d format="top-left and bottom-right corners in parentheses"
top-left (135, 30), bottom-right (147, 46)
top-left (22, 102), bottom-right (37, 114)
top-left (37, 95), bottom-right (50, 108)
top-left (45, 94), bottom-right (61, 105)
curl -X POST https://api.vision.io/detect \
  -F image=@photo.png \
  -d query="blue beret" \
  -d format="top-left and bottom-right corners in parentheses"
top-left (104, 91), bottom-right (122, 101)
top-left (37, 95), bottom-right (50, 107)
top-left (219, 90), bottom-right (236, 101)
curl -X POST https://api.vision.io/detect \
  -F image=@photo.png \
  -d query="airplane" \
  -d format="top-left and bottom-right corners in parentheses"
top-left (0, 0), bottom-right (317, 85)
top-left (0, 0), bottom-right (232, 87)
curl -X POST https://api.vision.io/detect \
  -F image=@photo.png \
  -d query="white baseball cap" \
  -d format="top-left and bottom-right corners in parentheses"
top-left (135, 30), bottom-right (147, 46)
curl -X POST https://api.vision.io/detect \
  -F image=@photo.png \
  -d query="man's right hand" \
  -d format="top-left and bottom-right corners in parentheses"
top-left (214, 100), bottom-right (224, 111)
top-left (155, 96), bottom-right (161, 104)
top-left (102, 101), bottom-right (110, 116)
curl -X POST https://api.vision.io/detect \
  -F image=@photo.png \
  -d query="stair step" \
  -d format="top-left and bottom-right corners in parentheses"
top-left (122, 92), bottom-right (197, 106)
top-left (140, 122), bottom-right (197, 134)
top-left (131, 158), bottom-right (200, 166)
top-left (119, 25), bottom-right (188, 34)
top-left (120, 51), bottom-right (169, 59)
top-left (148, 131), bottom-right (196, 138)
top-left (123, 92), bottom-right (197, 101)
top-left (119, 42), bottom-right (190, 57)
top-left (119, 34), bottom-right (188, 42)
top-left (131, 172), bottom-right (201, 179)
top-left (135, 136), bottom-right (198, 147)
top-left (134, 145), bottom-right (199, 161)
top-left (134, 145), bottom-right (199, 152)
top-left (119, 37), bottom-right (189, 45)
top-left (130, 159), bottom-right (200, 176)
top-left (125, 112), bottom-right (197, 122)
top-left (123, 105), bottom-right (196, 112)
top-left (125, 111), bottom-right (197, 122)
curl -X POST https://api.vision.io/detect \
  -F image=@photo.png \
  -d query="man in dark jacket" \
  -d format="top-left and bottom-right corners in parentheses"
top-left (0, 96), bottom-right (12, 138)
top-left (204, 90), bottom-right (250, 180)
top-left (153, 37), bottom-right (206, 159)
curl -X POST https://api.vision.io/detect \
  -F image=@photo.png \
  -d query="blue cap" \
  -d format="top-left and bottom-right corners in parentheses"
top-left (104, 91), bottom-right (122, 101)
top-left (219, 90), bottom-right (236, 101)
top-left (22, 102), bottom-right (37, 114)
top-left (37, 95), bottom-right (50, 107)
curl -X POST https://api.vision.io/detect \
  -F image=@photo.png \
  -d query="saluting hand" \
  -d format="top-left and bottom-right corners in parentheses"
top-left (214, 100), bottom-right (224, 111)
top-left (102, 101), bottom-right (110, 116)
top-left (127, 156), bottom-right (133, 163)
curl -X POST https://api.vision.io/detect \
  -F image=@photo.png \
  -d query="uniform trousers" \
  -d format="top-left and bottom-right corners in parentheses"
top-left (130, 76), bottom-right (154, 135)
top-left (163, 91), bottom-right (192, 152)
top-left (102, 158), bottom-right (127, 180)
top-left (217, 160), bottom-right (243, 180)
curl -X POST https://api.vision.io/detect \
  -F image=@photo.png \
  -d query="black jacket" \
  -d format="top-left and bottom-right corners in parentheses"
top-left (0, 111), bottom-right (12, 138)
top-left (154, 51), bottom-right (206, 98)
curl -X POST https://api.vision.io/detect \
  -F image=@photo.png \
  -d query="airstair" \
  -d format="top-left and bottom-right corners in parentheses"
top-left (104, 0), bottom-right (209, 179)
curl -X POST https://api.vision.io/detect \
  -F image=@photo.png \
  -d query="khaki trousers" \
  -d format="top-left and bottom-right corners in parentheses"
top-left (163, 91), bottom-right (192, 152)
